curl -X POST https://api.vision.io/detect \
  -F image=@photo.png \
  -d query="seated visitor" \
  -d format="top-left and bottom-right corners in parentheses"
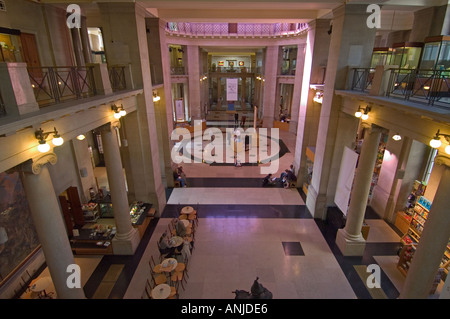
top-left (175, 218), bottom-right (187, 237)
top-left (173, 168), bottom-right (185, 187)
top-left (158, 232), bottom-right (176, 257)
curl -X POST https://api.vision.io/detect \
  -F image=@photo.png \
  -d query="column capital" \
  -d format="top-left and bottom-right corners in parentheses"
top-left (16, 153), bottom-right (58, 175)
top-left (98, 121), bottom-right (120, 133)
top-left (435, 154), bottom-right (450, 168)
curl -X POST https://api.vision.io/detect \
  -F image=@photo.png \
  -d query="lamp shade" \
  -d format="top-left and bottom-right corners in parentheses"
top-left (355, 110), bottom-right (362, 118)
top-left (119, 109), bottom-right (126, 116)
top-left (37, 142), bottom-right (50, 153)
top-left (430, 138), bottom-right (442, 148)
top-left (445, 145), bottom-right (450, 155)
top-left (113, 112), bottom-right (121, 119)
top-left (52, 136), bottom-right (64, 146)
top-left (361, 113), bottom-right (369, 120)
top-left (392, 134), bottom-right (401, 141)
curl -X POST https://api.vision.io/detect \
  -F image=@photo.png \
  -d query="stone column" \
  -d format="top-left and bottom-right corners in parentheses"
top-left (262, 46), bottom-right (279, 128)
top-left (99, 2), bottom-right (166, 214)
top-left (100, 123), bottom-right (140, 255)
top-left (19, 153), bottom-right (85, 299)
top-left (305, 4), bottom-right (376, 219)
top-left (187, 45), bottom-right (201, 120)
top-left (80, 16), bottom-right (93, 64)
top-left (336, 125), bottom-right (383, 256)
top-left (289, 42), bottom-right (305, 134)
top-left (400, 155), bottom-right (450, 298)
top-left (70, 28), bottom-right (85, 67)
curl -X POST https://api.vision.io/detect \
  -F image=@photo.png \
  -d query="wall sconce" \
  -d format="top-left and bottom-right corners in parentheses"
top-left (153, 91), bottom-right (161, 102)
top-left (112, 104), bottom-right (126, 119)
top-left (392, 133), bottom-right (402, 141)
top-left (35, 127), bottom-right (64, 153)
top-left (77, 134), bottom-right (86, 141)
top-left (355, 106), bottom-right (371, 120)
top-left (429, 129), bottom-right (450, 154)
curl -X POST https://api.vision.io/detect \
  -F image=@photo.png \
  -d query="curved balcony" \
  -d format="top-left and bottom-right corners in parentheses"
top-left (165, 22), bottom-right (308, 37)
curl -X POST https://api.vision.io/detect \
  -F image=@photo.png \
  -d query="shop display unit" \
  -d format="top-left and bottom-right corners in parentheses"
top-left (370, 47), bottom-right (394, 68)
top-left (392, 42), bottom-right (424, 70)
top-left (419, 35), bottom-right (450, 71)
top-left (397, 244), bottom-right (416, 276)
top-left (397, 193), bottom-right (450, 281)
top-left (82, 203), bottom-right (99, 222)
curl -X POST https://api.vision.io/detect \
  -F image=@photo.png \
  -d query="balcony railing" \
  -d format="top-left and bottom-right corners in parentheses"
top-left (108, 65), bottom-right (127, 92)
top-left (387, 68), bottom-right (450, 107)
top-left (351, 68), bottom-right (375, 92)
top-left (170, 66), bottom-right (186, 75)
top-left (28, 66), bottom-right (96, 107)
top-left (166, 22), bottom-right (308, 37)
top-left (209, 67), bottom-right (255, 73)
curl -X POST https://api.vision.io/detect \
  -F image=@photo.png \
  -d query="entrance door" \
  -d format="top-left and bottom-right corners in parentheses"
top-left (20, 33), bottom-right (41, 79)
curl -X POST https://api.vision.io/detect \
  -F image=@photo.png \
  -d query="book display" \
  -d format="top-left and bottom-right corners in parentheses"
top-left (396, 190), bottom-right (450, 282)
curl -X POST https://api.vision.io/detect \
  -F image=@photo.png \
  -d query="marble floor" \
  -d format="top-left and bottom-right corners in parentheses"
top-left (20, 124), bottom-right (444, 300)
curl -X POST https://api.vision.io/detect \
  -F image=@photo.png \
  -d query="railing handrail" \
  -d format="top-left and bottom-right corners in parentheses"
top-left (165, 22), bottom-right (308, 37)
top-left (27, 65), bottom-right (96, 107)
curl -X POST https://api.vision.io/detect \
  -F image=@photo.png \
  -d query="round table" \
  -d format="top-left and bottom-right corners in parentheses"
top-left (30, 277), bottom-right (52, 298)
top-left (181, 206), bottom-right (194, 214)
top-left (169, 236), bottom-right (184, 248)
top-left (160, 258), bottom-right (178, 272)
top-left (151, 283), bottom-right (171, 299)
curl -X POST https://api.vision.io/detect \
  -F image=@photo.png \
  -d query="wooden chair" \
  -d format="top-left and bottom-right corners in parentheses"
top-left (171, 269), bottom-right (186, 292)
top-left (152, 271), bottom-right (167, 286)
top-left (168, 286), bottom-right (178, 299)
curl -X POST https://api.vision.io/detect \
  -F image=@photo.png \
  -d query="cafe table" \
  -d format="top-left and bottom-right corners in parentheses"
top-left (151, 283), bottom-right (171, 299)
top-left (169, 236), bottom-right (184, 248)
top-left (181, 206), bottom-right (194, 215)
top-left (30, 277), bottom-right (53, 298)
top-left (160, 258), bottom-right (178, 273)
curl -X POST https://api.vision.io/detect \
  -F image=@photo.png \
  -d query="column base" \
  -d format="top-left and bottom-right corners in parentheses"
top-left (305, 184), bottom-right (327, 220)
top-left (112, 228), bottom-right (141, 255)
top-left (336, 228), bottom-right (366, 256)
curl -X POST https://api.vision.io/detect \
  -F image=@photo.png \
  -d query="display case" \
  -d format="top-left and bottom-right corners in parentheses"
top-left (370, 47), bottom-right (393, 68)
top-left (129, 201), bottom-right (151, 226)
top-left (419, 36), bottom-right (450, 71)
top-left (392, 42), bottom-right (424, 69)
top-left (82, 203), bottom-right (99, 222)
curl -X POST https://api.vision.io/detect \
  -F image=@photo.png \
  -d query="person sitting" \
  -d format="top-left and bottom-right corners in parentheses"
top-left (158, 232), bottom-right (176, 257)
top-left (177, 166), bottom-right (188, 187)
top-left (284, 169), bottom-right (297, 188)
top-left (175, 218), bottom-right (187, 237)
top-left (173, 168), bottom-right (186, 187)
top-left (262, 174), bottom-right (277, 186)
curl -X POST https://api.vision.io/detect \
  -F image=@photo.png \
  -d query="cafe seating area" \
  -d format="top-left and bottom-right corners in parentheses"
top-left (141, 206), bottom-right (198, 299)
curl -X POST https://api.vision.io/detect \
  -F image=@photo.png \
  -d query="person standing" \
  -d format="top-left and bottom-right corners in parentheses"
top-left (234, 112), bottom-right (239, 126)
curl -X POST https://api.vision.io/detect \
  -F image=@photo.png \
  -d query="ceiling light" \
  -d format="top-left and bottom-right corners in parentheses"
top-left (392, 133), bottom-right (401, 141)
top-left (77, 134), bottom-right (86, 140)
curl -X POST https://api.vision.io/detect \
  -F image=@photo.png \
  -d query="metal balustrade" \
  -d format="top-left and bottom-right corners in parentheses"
top-left (351, 68), bottom-right (375, 92)
top-left (387, 68), bottom-right (450, 107)
top-left (350, 67), bottom-right (450, 108)
top-left (108, 65), bottom-right (127, 92)
top-left (166, 22), bottom-right (308, 37)
top-left (28, 66), bottom-right (96, 107)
